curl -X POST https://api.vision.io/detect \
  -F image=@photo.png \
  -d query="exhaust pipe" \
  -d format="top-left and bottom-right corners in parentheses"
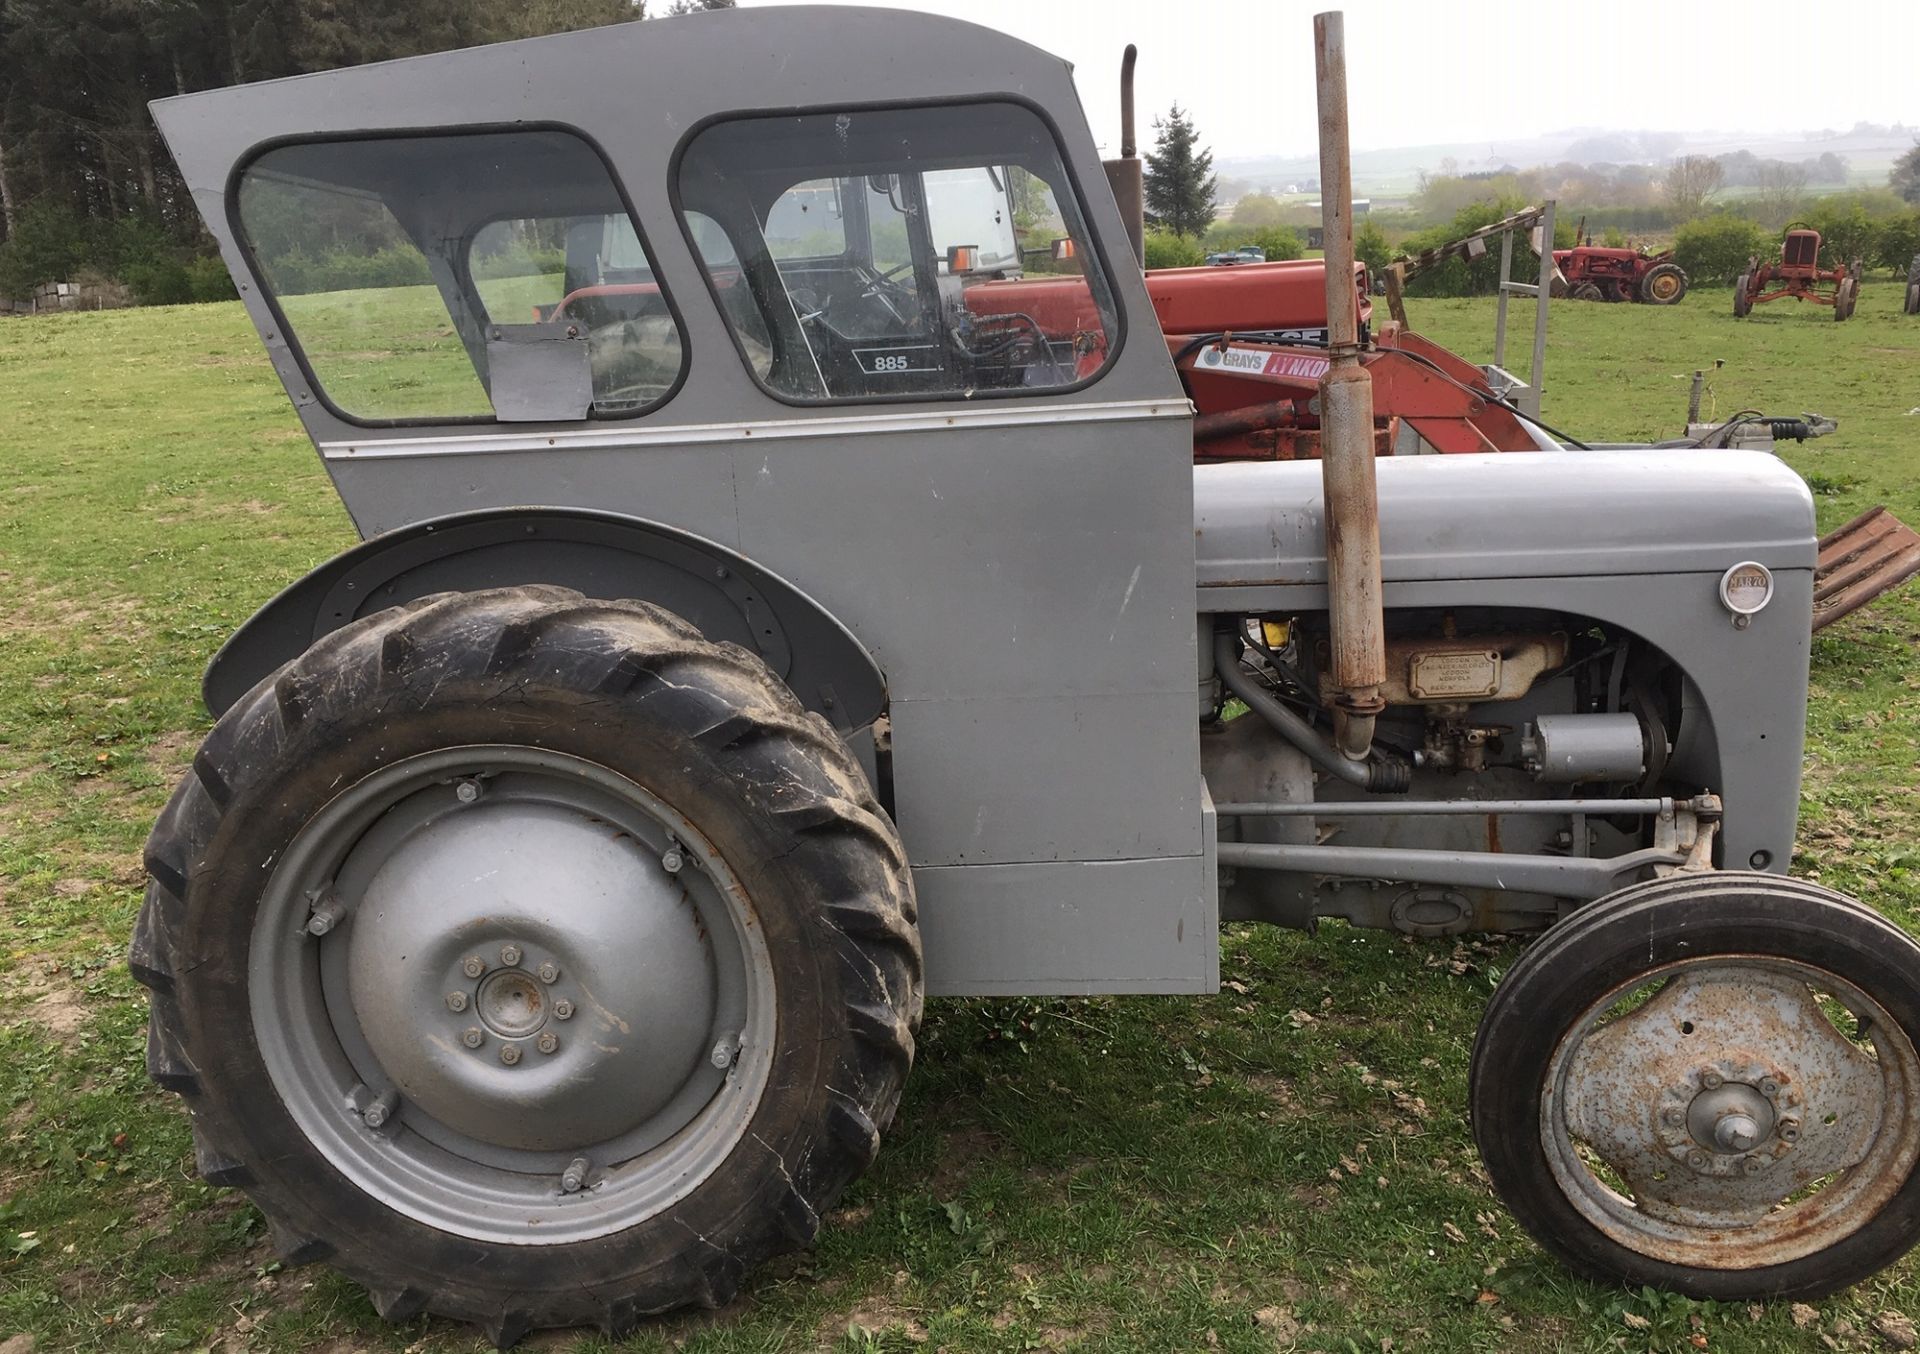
top-left (1102, 44), bottom-right (1145, 267)
top-left (1313, 11), bottom-right (1385, 762)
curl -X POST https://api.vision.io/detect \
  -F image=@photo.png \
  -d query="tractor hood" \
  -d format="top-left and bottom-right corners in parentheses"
top-left (1194, 448), bottom-right (1817, 588)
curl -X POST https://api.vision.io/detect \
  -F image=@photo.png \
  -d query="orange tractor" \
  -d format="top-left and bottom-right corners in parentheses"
top-left (1735, 226), bottom-right (1861, 320)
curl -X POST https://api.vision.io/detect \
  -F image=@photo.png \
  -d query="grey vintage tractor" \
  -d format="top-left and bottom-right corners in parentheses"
top-left (137, 5), bottom-right (1920, 1343)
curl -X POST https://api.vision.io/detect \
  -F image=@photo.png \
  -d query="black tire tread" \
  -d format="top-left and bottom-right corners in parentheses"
top-left (131, 586), bottom-right (921, 1344)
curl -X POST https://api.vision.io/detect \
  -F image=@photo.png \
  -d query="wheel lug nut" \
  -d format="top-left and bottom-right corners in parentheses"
top-left (500, 1043), bottom-right (522, 1066)
top-left (537, 961), bottom-right (559, 984)
top-left (1779, 1118), bottom-right (1801, 1142)
top-left (537, 1032), bottom-right (559, 1055)
top-left (1742, 1156), bottom-right (1764, 1175)
top-left (1661, 1107), bottom-right (1684, 1127)
top-left (445, 991), bottom-right (469, 1012)
top-left (455, 778), bottom-right (482, 803)
top-left (1760, 1077), bottom-right (1781, 1097)
top-left (1699, 1069), bottom-right (1724, 1090)
top-left (462, 955), bottom-right (487, 979)
top-left (553, 999), bottom-right (574, 1021)
top-left (1687, 1149), bottom-right (1708, 1169)
top-left (661, 848), bottom-right (684, 875)
top-left (561, 1157), bottom-right (590, 1194)
top-left (462, 1027), bottom-right (485, 1048)
top-left (501, 943), bottom-right (523, 967)
top-left (362, 1089), bottom-right (399, 1129)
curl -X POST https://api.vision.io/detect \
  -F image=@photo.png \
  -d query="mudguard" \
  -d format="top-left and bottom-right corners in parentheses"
top-left (203, 506), bottom-right (886, 730)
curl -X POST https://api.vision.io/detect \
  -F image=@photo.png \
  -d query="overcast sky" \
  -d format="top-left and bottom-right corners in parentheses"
top-left (744, 0), bottom-right (1920, 162)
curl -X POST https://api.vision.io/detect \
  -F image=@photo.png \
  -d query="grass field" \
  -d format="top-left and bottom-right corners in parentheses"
top-left (3, 283), bottom-right (1920, 1353)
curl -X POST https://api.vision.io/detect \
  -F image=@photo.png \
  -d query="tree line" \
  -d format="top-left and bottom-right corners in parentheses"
top-left (0, 0), bottom-right (731, 301)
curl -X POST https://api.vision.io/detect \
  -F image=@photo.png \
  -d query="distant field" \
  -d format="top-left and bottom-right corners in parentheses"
top-left (2, 286), bottom-right (1919, 1352)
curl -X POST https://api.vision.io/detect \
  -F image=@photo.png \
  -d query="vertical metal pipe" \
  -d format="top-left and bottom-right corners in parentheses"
top-left (1103, 45), bottom-right (1146, 267)
top-left (1493, 225), bottom-right (1514, 370)
top-left (1528, 199), bottom-right (1555, 420)
top-left (1312, 10), bottom-right (1384, 761)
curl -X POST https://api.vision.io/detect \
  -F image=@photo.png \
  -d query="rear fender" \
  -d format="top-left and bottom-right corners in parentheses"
top-left (203, 507), bottom-right (886, 730)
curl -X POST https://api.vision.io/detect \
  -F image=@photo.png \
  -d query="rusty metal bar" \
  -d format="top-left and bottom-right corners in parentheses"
top-left (1812, 506), bottom-right (1920, 631)
top-left (1313, 10), bottom-right (1385, 762)
top-left (1102, 44), bottom-right (1145, 267)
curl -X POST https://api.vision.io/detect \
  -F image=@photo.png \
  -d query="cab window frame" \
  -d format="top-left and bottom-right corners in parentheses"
top-left (667, 94), bottom-right (1128, 409)
top-left (226, 121), bottom-right (690, 430)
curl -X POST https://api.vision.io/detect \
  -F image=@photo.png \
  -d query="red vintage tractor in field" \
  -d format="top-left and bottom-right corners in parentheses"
top-left (1735, 226), bottom-right (1860, 320)
top-left (1553, 241), bottom-right (1688, 304)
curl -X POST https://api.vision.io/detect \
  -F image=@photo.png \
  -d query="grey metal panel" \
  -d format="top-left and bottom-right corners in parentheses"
top-left (1199, 570), bottom-right (1814, 874)
top-left (328, 443), bottom-right (743, 546)
top-left (890, 690), bottom-right (1202, 866)
top-left (916, 849), bottom-right (1217, 997)
top-left (1194, 450), bottom-right (1818, 588)
top-left (726, 417), bottom-right (1197, 701)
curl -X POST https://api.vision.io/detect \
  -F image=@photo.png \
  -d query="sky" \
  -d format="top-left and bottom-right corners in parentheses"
top-left (742, 0), bottom-right (1920, 163)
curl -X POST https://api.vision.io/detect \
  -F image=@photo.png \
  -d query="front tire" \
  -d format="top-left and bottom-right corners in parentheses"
top-left (1471, 873), bottom-right (1920, 1301)
top-left (131, 587), bottom-right (921, 1343)
top-left (1733, 273), bottom-right (1753, 317)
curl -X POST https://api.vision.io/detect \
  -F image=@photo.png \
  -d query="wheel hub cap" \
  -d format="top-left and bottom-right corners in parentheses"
top-left (347, 797), bottom-right (718, 1153)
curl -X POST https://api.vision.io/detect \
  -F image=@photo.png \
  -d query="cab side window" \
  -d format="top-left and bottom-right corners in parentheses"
top-left (676, 102), bottom-right (1117, 402)
top-left (236, 129), bottom-right (683, 424)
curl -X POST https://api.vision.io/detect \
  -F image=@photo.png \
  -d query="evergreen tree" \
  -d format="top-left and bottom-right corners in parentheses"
top-left (1144, 104), bottom-right (1216, 238)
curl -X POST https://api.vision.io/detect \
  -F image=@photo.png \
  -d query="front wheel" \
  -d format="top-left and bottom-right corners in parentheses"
top-left (1905, 281), bottom-right (1920, 316)
top-left (1835, 278), bottom-right (1858, 321)
top-left (1733, 273), bottom-right (1753, 317)
top-left (1471, 872), bottom-right (1920, 1300)
top-left (131, 587), bottom-right (922, 1344)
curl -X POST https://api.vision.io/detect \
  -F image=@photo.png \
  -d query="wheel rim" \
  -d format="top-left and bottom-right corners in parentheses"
top-left (1649, 271), bottom-right (1681, 302)
top-left (249, 745), bottom-right (778, 1245)
top-left (1542, 957), bottom-right (1920, 1268)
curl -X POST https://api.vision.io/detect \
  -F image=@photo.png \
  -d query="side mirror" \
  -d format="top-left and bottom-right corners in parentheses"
top-left (946, 244), bottom-right (981, 274)
top-left (1050, 237), bottom-right (1078, 263)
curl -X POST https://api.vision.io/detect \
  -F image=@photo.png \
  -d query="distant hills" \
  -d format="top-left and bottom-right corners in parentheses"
top-left (1218, 124), bottom-right (1917, 200)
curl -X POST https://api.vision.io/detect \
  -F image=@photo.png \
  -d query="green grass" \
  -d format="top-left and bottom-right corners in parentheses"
top-left (3, 285), bottom-right (1919, 1351)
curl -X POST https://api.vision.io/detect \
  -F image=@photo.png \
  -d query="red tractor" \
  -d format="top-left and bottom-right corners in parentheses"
top-left (1735, 226), bottom-right (1860, 320)
top-left (1553, 240), bottom-right (1688, 304)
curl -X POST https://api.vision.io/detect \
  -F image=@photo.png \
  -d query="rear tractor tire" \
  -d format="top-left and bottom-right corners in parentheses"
top-left (1733, 273), bottom-right (1753, 318)
top-left (1639, 263), bottom-right (1688, 305)
top-left (131, 586), bottom-right (922, 1345)
top-left (1472, 873), bottom-right (1920, 1300)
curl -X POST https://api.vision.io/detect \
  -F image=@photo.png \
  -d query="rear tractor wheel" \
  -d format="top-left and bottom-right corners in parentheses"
top-left (1733, 273), bottom-right (1753, 318)
top-left (1472, 873), bottom-right (1920, 1300)
top-left (131, 586), bottom-right (922, 1345)
top-left (1639, 263), bottom-right (1688, 305)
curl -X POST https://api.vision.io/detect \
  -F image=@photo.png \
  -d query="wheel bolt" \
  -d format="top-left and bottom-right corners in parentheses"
top-left (445, 991), bottom-right (469, 1013)
top-left (1661, 1106), bottom-right (1684, 1128)
top-left (1779, 1119), bottom-right (1801, 1143)
top-left (363, 1090), bottom-right (398, 1129)
top-left (501, 943), bottom-right (523, 967)
top-left (455, 778), bottom-right (482, 803)
top-left (500, 1043), bottom-right (522, 1066)
top-left (1700, 1070), bottom-right (1724, 1090)
top-left (1687, 1149), bottom-right (1708, 1169)
top-left (537, 961), bottom-right (559, 984)
top-left (661, 848), bottom-right (684, 875)
top-left (1760, 1077), bottom-right (1781, 1098)
top-left (553, 999), bottom-right (574, 1021)
top-left (561, 1157), bottom-right (589, 1194)
top-left (462, 1027), bottom-right (485, 1048)
top-left (462, 955), bottom-right (487, 979)
top-left (1742, 1156), bottom-right (1764, 1175)
top-left (537, 1032), bottom-right (559, 1055)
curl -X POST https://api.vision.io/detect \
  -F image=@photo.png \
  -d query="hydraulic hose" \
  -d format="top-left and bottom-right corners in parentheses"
top-left (1213, 632), bottom-right (1409, 793)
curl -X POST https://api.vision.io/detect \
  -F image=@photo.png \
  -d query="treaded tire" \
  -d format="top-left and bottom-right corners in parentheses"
top-left (131, 586), bottom-right (921, 1344)
top-left (1638, 262), bottom-right (1687, 305)
top-left (1471, 872), bottom-right (1920, 1301)
top-left (1733, 273), bottom-right (1753, 317)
